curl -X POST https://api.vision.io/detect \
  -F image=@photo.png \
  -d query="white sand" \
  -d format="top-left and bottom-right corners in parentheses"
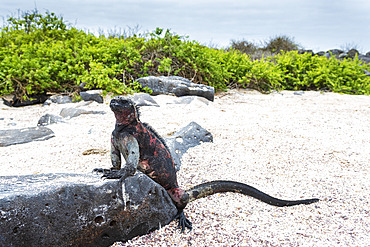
top-left (1, 90), bottom-right (369, 246)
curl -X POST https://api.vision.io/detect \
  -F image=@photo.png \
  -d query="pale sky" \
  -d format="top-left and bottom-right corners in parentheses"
top-left (1, 0), bottom-right (370, 52)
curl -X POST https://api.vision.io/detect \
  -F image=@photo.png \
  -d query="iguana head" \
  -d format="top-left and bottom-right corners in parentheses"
top-left (110, 96), bottom-right (138, 126)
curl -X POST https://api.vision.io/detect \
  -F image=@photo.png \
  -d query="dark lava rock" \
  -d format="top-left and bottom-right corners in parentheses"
top-left (43, 95), bottom-right (73, 105)
top-left (79, 82), bottom-right (88, 91)
top-left (298, 49), bottom-right (314, 55)
top-left (0, 173), bottom-right (177, 246)
top-left (129, 93), bottom-right (159, 107)
top-left (347, 49), bottom-right (360, 58)
top-left (327, 49), bottom-right (344, 56)
top-left (80, 90), bottom-right (104, 104)
top-left (0, 126), bottom-right (55, 147)
top-left (2, 93), bottom-right (48, 107)
top-left (170, 96), bottom-right (210, 105)
top-left (359, 55), bottom-right (370, 64)
top-left (294, 91), bottom-right (305, 96)
top-left (316, 51), bottom-right (326, 56)
top-left (60, 108), bottom-right (105, 119)
top-left (136, 76), bottom-right (215, 101)
top-left (164, 121), bottom-right (213, 170)
top-left (37, 113), bottom-right (64, 126)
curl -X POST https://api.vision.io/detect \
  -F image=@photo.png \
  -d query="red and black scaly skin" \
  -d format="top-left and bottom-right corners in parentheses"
top-left (95, 96), bottom-right (319, 232)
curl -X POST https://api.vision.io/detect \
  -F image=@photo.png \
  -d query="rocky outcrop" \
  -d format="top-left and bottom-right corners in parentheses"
top-left (136, 76), bottom-right (215, 101)
top-left (301, 49), bottom-right (370, 65)
top-left (80, 90), bottom-right (104, 104)
top-left (0, 119), bottom-right (213, 245)
top-left (164, 121), bottom-right (213, 170)
top-left (170, 95), bottom-right (211, 105)
top-left (2, 77), bottom-right (214, 107)
top-left (358, 55), bottom-right (370, 64)
top-left (346, 49), bottom-right (360, 59)
top-left (43, 90), bottom-right (104, 106)
top-left (0, 173), bottom-right (177, 247)
top-left (0, 126), bottom-right (55, 147)
top-left (128, 93), bottom-right (160, 107)
top-left (37, 113), bottom-right (64, 126)
top-left (43, 95), bottom-right (73, 105)
top-left (59, 107), bottom-right (105, 119)
top-left (38, 102), bottom-right (106, 126)
top-left (2, 93), bottom-right (49, 107)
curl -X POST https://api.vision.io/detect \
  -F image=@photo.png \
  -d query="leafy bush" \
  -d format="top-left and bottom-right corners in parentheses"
top-left (0, 10), bottom-right (369, 101)
top-left (273, 51), bottom-right (370, 94)
top-left (237, 51), bottom-right (370, 94)
top-left (238, 58), bottom-right (283, 92)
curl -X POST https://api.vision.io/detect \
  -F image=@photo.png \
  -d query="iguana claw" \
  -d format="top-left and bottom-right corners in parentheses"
top-left (93, 168), bottom-right (110, 174)
top-left (173, 210), bottom-right (192, 233)
top-left (93, 168), bottom-right (124, 179)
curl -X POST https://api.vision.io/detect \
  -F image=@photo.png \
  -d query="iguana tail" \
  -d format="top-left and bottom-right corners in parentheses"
top-left (186, 180), bottom-right (319, 206)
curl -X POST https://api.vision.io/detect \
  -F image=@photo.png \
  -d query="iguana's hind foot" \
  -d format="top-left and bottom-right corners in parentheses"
top-left (173, 210), bottom-right (192, 233)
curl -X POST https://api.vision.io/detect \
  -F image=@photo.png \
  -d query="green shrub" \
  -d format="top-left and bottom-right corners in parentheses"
top-left (274, 51), bottom-right (370, 94)
top-left (238, 58), bottom-right (283, 92)
top-left (1, 10), bottom-right (369, 101)
top-left (238, 51), bottom-right (370, 94)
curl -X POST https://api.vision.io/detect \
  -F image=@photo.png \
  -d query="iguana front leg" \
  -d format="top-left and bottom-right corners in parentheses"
top-left (96, 134), bottom-right (139, 180)
top-left (93, 136), bottom-right (122, 174)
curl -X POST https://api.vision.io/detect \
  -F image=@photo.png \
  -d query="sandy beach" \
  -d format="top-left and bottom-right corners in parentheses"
top-left (1, 89), bottom-right (369, 246)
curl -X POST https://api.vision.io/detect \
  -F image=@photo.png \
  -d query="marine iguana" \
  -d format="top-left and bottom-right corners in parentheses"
top-left (94, 96), bottom-right (319, 232)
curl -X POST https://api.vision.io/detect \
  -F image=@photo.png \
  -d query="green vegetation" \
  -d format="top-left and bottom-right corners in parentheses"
top-left (1, 10), bottom-right (369, 101)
